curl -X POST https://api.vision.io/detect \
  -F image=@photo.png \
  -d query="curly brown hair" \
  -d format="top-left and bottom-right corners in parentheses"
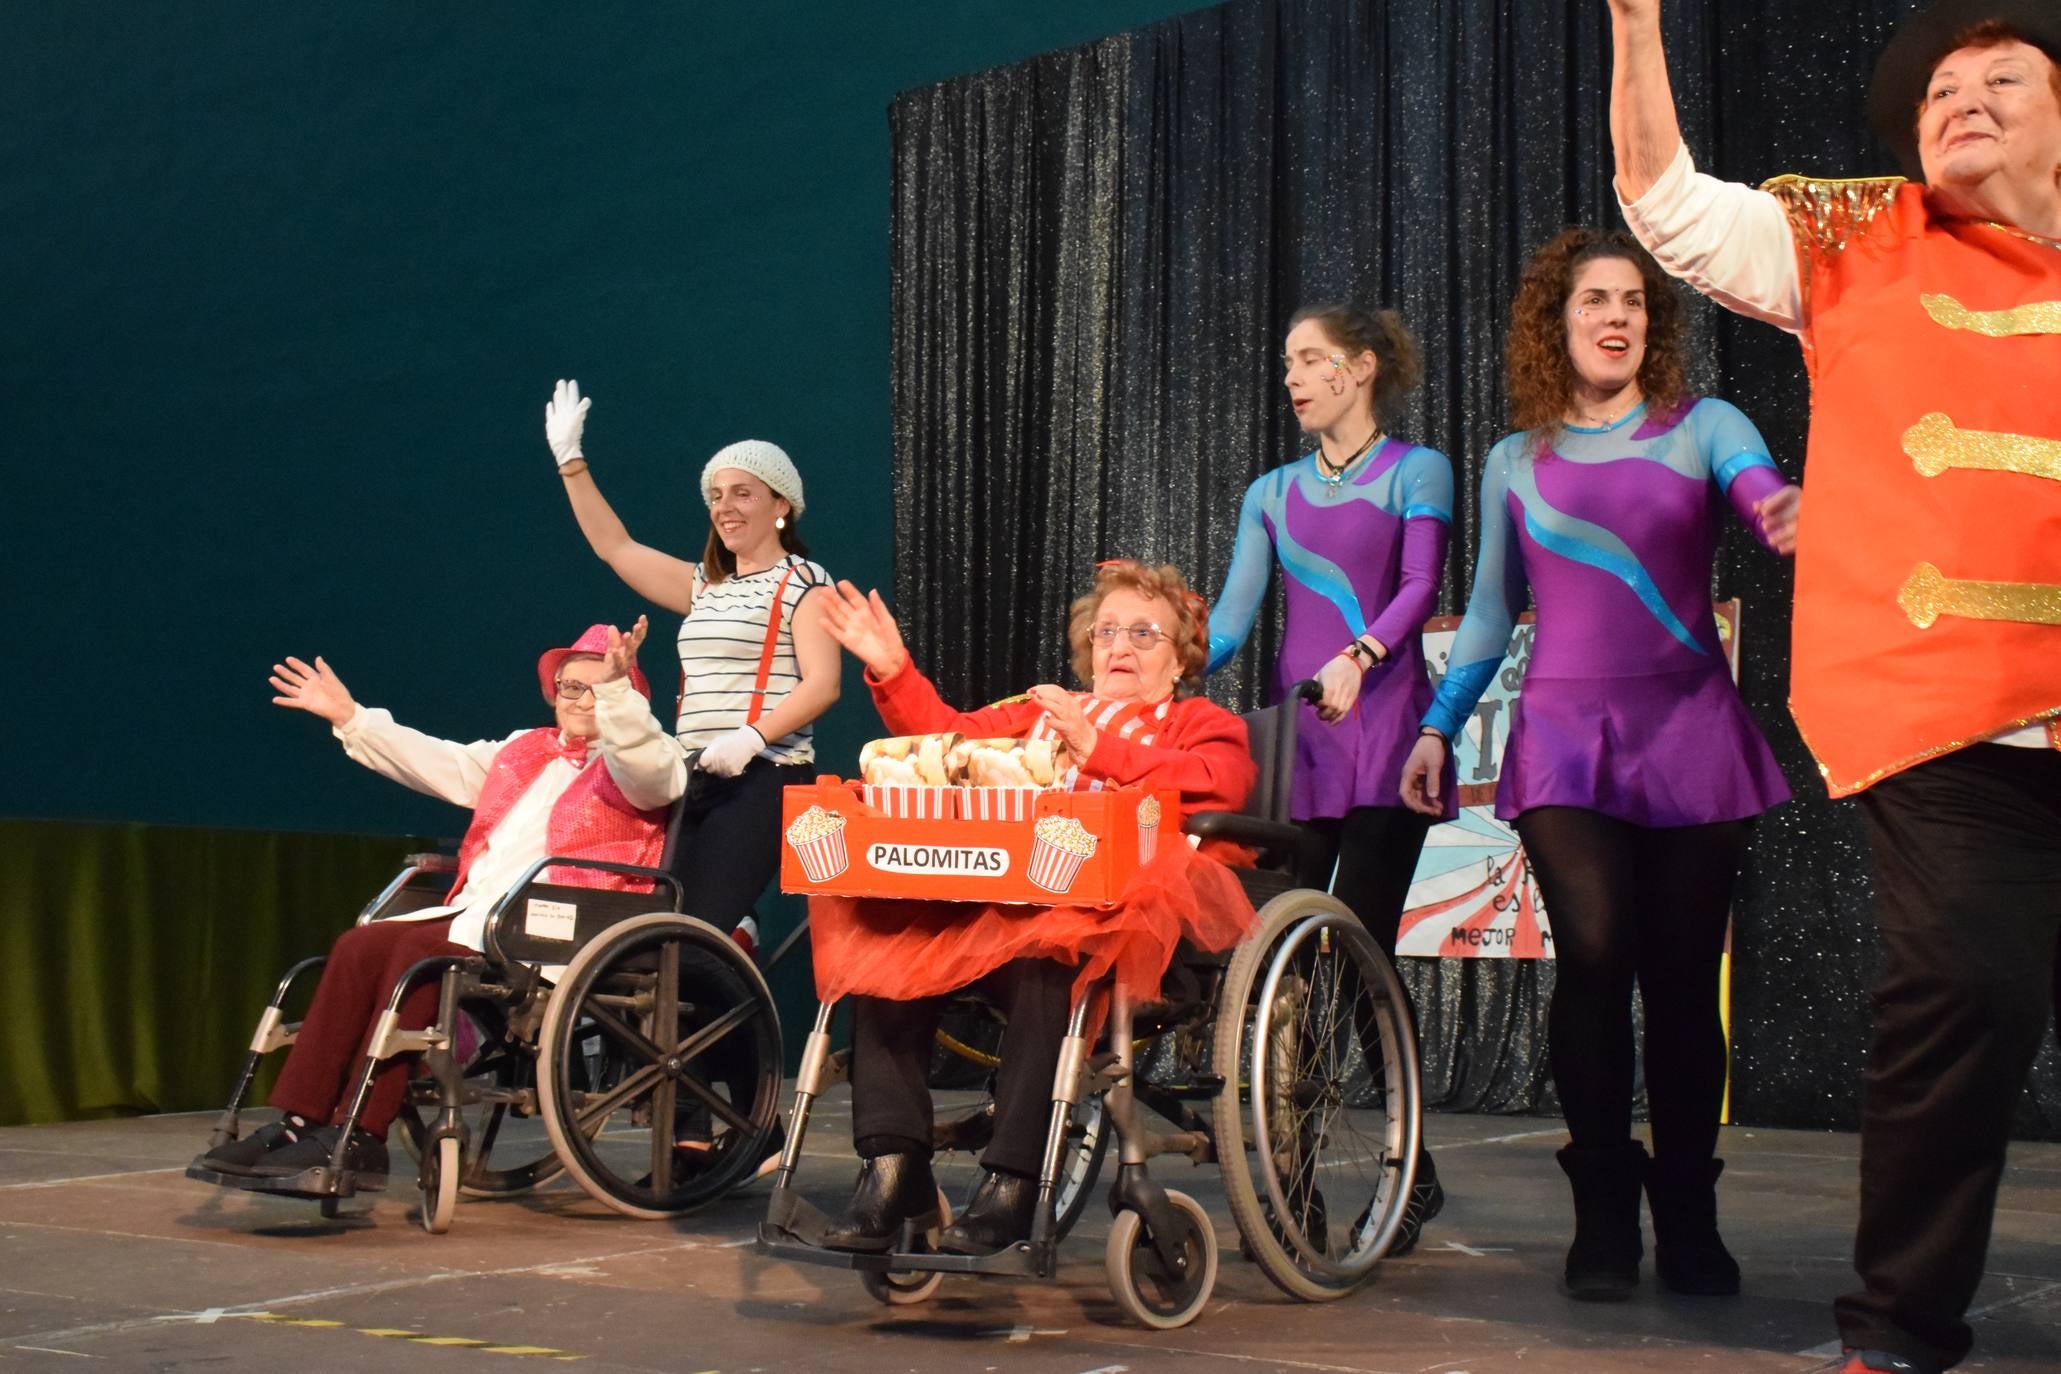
top-left (1287, 303), bottom-right (1424, 419)
top-left (1066, 561), bottom-right (1209, 691)
top-left (1504, 228), bottom-right (1687, 438)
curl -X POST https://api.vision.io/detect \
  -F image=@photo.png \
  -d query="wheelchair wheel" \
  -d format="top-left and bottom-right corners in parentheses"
top-left (1105, 1188), bottom-right (1217, 1329)
top-left (418, 1134), bottom-right (461, 1234)
top-left (860, 1185), bottom-right (953, 1306)
top-left (397, 1018), bottom-right (568, 1199)
top-left (1211, 891), bottom-right (1421, 1303)
top-left (536, 913), bottom-right (782, 1220)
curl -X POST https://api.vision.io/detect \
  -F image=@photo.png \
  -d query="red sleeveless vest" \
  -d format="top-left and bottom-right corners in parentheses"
top-left (451, 729), bottom-right (667, 898)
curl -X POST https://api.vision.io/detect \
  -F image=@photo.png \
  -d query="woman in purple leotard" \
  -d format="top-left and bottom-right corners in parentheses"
top-left (1400, 228), bottom-right (1800, 1302)
top-left (1207, 303), bottom-right (1455, 1252)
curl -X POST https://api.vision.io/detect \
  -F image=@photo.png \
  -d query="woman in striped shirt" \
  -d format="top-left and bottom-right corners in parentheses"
top-left (542, 380), bottom-right (839, 941)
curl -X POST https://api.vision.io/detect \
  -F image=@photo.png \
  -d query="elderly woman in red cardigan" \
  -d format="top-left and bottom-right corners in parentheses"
top-left (811, 561), bottom-right (1258, 1256)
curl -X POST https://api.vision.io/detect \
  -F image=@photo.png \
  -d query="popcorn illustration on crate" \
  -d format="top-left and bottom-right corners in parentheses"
top-left (1136, 794), bottom-right (1161, 863)
top-left (785, 805), bottom-right (850, 883)
top-left (1027, 814), bottom-right (1098, 894)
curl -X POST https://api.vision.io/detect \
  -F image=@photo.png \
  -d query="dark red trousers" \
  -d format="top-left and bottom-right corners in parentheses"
top-left (268, 917), bottom-right (470, 1137)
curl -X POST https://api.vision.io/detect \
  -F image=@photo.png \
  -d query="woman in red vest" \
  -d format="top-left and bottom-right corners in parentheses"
top-left (1608, 1), bottom-right (2061, 1369)
top-left (198, 624), bottom-right (674, 1179)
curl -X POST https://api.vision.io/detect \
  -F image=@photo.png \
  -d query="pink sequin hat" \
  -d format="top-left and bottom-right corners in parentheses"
top-left (537, 624), bottom-right (651, 704)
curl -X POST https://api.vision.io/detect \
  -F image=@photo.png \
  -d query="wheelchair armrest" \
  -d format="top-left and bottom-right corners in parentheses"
top-left (404, 852), bottom-right (459, 874)
top-left (1185, 810), bottom-right (1324, 861)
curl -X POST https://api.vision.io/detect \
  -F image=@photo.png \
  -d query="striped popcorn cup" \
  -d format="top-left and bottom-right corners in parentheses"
top-left (957, 786), bottom-right (1038, 823)
top-left (1027, 815), bottom-right (1098, 894)
top-left (785, 805), bottom-right (850, 883)
top-left (863, 784), bottom-right (956, 820)
top-left (1136, 794), bottom-right (1162, 863)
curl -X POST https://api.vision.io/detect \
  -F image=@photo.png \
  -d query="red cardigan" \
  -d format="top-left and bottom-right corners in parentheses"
top-left (867, 662), bottom-right (1258, 820)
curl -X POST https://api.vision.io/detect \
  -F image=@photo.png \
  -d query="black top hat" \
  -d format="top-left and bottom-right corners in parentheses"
top-left (1868, 0), bottom-right (2061, 179)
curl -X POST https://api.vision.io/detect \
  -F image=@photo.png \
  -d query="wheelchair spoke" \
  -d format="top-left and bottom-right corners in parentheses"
top-left (669, 997), bottom-right (764, 1065)
top-left (574, 998), bottom-right (671, 1070)
top-left (571, 1060), bottom-right (666, 1130)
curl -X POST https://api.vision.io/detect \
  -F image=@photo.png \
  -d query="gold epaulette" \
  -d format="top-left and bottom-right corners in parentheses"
top-left (1759, 174), bottom-right (1905, 259)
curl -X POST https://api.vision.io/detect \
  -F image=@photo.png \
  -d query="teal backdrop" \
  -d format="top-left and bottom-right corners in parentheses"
top-left (1, 1), bottom-right (1211, 1123)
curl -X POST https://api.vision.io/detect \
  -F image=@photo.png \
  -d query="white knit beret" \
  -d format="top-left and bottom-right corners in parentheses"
top-left (701, 439), bottom-right (805, 516)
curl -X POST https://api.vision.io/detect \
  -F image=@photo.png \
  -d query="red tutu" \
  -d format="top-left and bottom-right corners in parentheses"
top-left (809, 840), bottom-right (1258, 1011)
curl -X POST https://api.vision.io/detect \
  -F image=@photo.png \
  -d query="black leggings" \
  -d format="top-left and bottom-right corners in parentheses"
top-left (1513, 806), bottom-right (1751, 1163)
top-left (668, 757), bottom-right (811, 931)
top-left (1304, 805), bottom-right (1435, 960)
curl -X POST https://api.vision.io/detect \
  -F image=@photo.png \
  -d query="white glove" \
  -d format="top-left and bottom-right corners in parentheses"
top-left (698, 725), bottom-right (765, 778)
top-left (545, 378), bottom-right (591, 468)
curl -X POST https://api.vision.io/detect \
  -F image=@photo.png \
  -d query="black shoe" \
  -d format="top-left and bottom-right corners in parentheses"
top-left (198, 1113), bottom-right (316, 1175)
top-left (1647, 1156), bottom-right (1740, 1295)
top-left (939, 1168), bottom-right (1037, 1254)
top-left (1385, 1149), bottom-right (1446, 1257)
top-left (248, 1125), bottom-right (390, 1179)
top-left (820, 1152), bottom-right (939, 1253)
top-left (1557, 1141), bottom-right (1647, 1300)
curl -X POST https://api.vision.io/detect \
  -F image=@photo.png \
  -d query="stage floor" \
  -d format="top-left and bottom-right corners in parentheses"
top-left (2, 1100), bottom-right (2055, 1372)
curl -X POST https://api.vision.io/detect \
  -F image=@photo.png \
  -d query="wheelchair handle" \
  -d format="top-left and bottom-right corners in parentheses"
top-left (1291, 677), bottom-right (1323, 705)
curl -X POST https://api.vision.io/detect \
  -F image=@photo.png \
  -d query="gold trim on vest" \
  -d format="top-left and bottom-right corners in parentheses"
top-left (1897, 561), bottom-right (2061, 630)
top-left (1921, 292), bottom-right (2061, 337)
top-left (1903, 412), bottom-right (2061, 482)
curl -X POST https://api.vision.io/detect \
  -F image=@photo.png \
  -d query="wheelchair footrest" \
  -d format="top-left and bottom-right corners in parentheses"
top-left (756, 1228), bottom-right (1045, 1278)
top-left (184, 1159), bottom-right (387, 1198)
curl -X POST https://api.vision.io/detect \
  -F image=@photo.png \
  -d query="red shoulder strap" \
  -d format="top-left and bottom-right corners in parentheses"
top-left (746, 565), bottom-right (798, 727)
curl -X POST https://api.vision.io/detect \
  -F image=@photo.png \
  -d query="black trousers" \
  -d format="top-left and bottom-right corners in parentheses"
top-left (1305, 804), bottom-right (1435, 961)
top-left (669, 757), bottom-right (811, 931)
top-left (1514, 807), bottom-right (1752, 1163)
top-left (849, 958), bottom-right (1076, 1178)
top-left (1834, 744), bottom-right (2061, 1372)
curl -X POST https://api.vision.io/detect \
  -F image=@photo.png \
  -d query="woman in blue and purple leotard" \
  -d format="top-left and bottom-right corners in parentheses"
top-left (1208, 303), bottom-right (1455, 1253)
top-left (1401, 229), bottom-right (1799, 1302)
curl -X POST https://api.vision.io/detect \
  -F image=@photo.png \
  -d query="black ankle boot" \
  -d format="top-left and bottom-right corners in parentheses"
top-left (939, 1168), bottom-right (1037, 1254)
top-left (821, 1152), bottom-right (939, 1253)
top-left (1557, 1141), bottom-right (1647, 1300)
top-left (1646, 1156), bottom-right (1740, 1294)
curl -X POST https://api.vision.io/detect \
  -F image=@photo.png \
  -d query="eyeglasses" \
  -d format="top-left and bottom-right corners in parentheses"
top-left (554, 678), bottom-right (599, 700)
top-left (1090, 623), bottom-right (1168, 649)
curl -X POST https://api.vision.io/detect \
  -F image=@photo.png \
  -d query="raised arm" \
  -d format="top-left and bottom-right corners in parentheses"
top-left (1607, 0), bottom-right (1684, 203)
top-left (271, 654), bottom-right (506, 807)
top-left (1608, 4), bottom-right (1804, 331)
top-left (546, 380), bottom-right (702, 615)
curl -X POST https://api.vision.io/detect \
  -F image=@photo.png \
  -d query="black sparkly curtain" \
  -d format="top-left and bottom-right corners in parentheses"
top-left (887, 0), bottom-right (2060, 1136)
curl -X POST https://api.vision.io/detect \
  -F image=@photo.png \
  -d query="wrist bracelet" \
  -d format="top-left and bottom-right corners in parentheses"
top-left (558, 457), bottom-right (589, 477)
top-left (1418, 725), bottom-right (1447, 742)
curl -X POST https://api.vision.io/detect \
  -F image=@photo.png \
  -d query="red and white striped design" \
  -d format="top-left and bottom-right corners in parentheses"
top-left (1137, 817), bottom-right (1159, 863)
top-left (957, 786), bottom-right (1039, 822)
top-left (1027, 694), bottom-right (1169, 790)
top-left (861, 784), bottom-right (957, 820)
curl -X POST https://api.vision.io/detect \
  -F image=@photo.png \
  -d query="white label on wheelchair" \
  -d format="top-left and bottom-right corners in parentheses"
top-left (523, 897), bottom-right (578, 942)
top-left (864, 843), bottom-right (1011, 877)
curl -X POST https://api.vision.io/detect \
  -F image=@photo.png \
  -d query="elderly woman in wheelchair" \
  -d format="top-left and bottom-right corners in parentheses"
top-left (768, 562), bottom-right (1427, 1326)
top-left (192, 621), bottom-right (786, 1227)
